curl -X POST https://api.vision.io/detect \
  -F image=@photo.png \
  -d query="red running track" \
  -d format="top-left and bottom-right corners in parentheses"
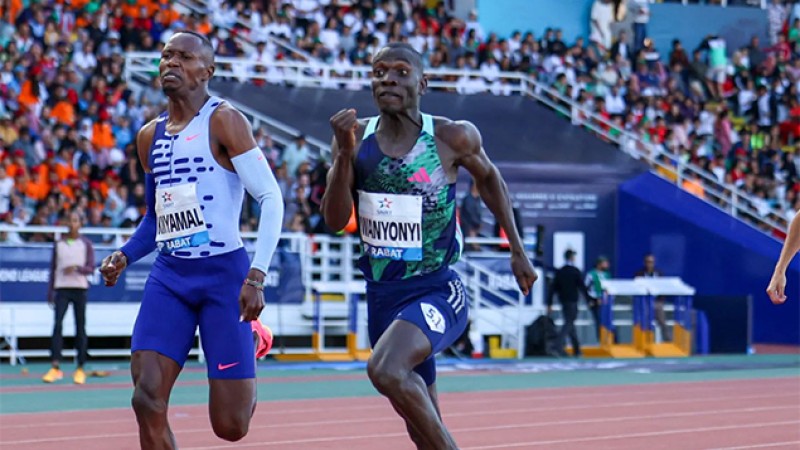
top-left (1, 377), bottom-right (799, 450)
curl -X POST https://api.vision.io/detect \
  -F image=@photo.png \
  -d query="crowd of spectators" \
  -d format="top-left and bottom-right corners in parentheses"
top-left (0, 0), bottom-right (334, 244)
top-left (1, 0), bottom-right (798, 244)
top-left (215, 0), bottom-right (800, 236)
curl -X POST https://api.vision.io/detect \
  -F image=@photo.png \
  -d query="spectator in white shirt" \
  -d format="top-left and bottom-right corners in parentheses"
top-left (464, 9), bottom-right (484, 42)
top-left (290, 0), bottom-right (322, 31)
top-left (270, 16), bottom-right (294, 41)
top-left (605, 86), bottom-right (627, 115)
top-left (249, 41), bottom-right (274, 65)
top-left (768, 0), bottom-right (788, 45)
top-left (508, 31), bottom-right (522, 54)
top-left (0, 165), bottom-right (13, 216)
top-left (320, 17), bottom-right (340, 54)
top-left (250, 13), bottom-right (274, 43)
top-left (631, 0), bottom-right (650, 53)
top-left (590, 0), bottom-right (615, 51)
top-left (72, 41), bottom-right (97, 74)
top-left (738, 78), bottom-right (757, 117)
top-left (480, 55), bottom-right (501, 86)
top-left (408, 27), bottom-right (426, 54)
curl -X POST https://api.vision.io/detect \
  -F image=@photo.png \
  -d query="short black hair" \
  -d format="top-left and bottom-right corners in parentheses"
top-left (173, 29), bottom-right (215, 62)
top-left (375, 42), bottom-right (424, 72)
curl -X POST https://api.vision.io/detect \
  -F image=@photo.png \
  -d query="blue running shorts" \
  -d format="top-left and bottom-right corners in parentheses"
top-left (131, 247), bottom-right (256, 379)
top-left (366, 268), bottom-right (469, 386)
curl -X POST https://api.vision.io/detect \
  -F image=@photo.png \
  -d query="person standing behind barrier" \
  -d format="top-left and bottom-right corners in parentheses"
top-left (547, 249), bottom-right (591, 357)
top-left (635, 253), bottom-right (671, 341)
top-left (584, 256), bottom-right (610, 341)
top-left (42, 210), bottom-right (95, 384)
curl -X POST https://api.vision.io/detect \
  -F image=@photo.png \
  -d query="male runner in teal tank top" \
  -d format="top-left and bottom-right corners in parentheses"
top-left (322, 42), bottom-right (537, 450)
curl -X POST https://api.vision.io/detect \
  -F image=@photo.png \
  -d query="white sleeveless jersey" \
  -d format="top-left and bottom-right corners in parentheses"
top-left (148, 96), bottom-right (244, 259)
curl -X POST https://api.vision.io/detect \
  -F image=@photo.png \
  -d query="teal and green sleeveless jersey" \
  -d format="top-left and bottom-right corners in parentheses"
top-left (353, 113), bottom-right (463, 282)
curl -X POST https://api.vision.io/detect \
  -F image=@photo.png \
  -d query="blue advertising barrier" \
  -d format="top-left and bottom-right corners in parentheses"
top-left (0, 246), bottom-right (304, 304)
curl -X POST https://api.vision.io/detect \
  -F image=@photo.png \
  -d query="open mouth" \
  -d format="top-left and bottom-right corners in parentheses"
top-left (379, 92), bottom-right (402, 99)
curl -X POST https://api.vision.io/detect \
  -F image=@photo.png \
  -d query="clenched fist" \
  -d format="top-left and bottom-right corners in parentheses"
top-left (100, 251), bottom-right (128, 287)
top-left (330, 109), bottom-right (358, 156)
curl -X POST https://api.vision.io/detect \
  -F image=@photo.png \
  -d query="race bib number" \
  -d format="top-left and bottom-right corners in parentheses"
top-left (357, 191), bottom-right (423, 261)
top-left (420, 302), bottom-right (446, 334)
top-left (155, 183), bottom-right (210, 254)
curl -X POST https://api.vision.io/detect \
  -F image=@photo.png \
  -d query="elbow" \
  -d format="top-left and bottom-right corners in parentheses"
top-left (322, 210), bottom-right (348, 233)
top-left (264, 194), bottom-right (284, 230)
top-left (320, 197), bottom-right (349, 232)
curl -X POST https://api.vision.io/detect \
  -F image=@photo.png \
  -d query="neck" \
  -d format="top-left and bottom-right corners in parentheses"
top-left (379, 109), bottom-right (422, 139)
top-left (167, 91), bottom-right (209, 124)
top-left (66, 230), bottom-right (79, 239)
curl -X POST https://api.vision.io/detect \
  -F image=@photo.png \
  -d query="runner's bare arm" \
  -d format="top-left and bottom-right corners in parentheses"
top-left (767, 209), bottom-right (800, 305)
top-left (443, 120), bottom-right (537, 294)
top-left (322, 109), bottom-right (359, 232)
top-left (101, 122), bottom-right (158, 285)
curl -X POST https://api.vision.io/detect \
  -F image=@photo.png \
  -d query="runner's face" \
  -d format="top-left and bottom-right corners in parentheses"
top-left (159, 34), bottom-right (213, 95)
top-left (371, 48), bottom-right (426, 114)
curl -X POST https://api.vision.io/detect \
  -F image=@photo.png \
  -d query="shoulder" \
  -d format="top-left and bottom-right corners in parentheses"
top-left (210, 101), bottom-right (251, 129)
top-left (136, 118), bottom-right (159, 145)
top-left (135, 118), bottom-right (160, 171)
top-left (80, 236), bottom-right (94, 247)
top-left (432, 116), bottom-right (482, 153)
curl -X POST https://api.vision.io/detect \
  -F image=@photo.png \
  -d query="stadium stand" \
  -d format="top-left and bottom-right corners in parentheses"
top-left (0, 0), bottom-right (796, 243)
top-left (193, 0), bottom-right (797, 238)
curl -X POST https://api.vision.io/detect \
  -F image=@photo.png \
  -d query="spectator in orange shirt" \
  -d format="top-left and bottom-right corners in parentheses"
top-left (682, 170), bottom-right (706, 199)
top-left (23, 169), bottom-right (48, 202)
top-left (54, 148), bottom-right (77, 183)
top-left (6, 150), bottom-right (27, 179)
top-left (49, 86), bottom-right (76, 127)
top-left (196, 14), bottom-right (213, 36)
top-left (18, 69), bottom-right (44, 115)
top-left (91, 115), bottom-right (115, 152)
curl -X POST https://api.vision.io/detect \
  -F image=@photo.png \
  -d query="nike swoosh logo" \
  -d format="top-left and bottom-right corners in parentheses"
top-left (186, 134), bottom-right (201, 141)
top-left (217, 362), bottom-right (240, 371)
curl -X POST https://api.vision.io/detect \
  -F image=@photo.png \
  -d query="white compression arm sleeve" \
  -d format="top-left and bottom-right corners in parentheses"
top-left (231, 148), bottom-right (284, 274)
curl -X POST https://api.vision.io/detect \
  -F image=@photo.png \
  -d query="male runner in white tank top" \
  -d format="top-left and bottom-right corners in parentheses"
top-left (100, 31), bottom-right (283, 449)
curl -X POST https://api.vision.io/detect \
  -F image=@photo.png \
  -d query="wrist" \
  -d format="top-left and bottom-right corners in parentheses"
top-left (243, 278), bottom-right (265, 291)
top-left (335, 152), bottom-right (354, 163)
top-left (247, 268), bottom-right (266, 283)
top-left (116, 250), bottom-right (129, 264)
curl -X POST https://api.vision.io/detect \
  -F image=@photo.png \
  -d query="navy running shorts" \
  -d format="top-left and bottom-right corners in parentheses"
top-left (367, 268), bottom-right (469, 386)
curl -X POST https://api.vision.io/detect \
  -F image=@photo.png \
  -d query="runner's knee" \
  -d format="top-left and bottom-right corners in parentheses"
top-left (211, 412), bottom-right (250, 442)
top-left (131, 379), bottom-right (167, 418)
top-left (367, 355), bottom-right (406, 394)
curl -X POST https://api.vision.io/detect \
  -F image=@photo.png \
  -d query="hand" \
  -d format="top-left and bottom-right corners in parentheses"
top-left (63, 266), bottom-right (76, 275)
top-left (240, 269), bottom-right (266, 322)
top-left (511, 252), bottom-right (537, 296)
top-left (100, 251), bottom-right (127, 287)
top-left (330, 108), bottom-right (358, 157)
top-left (766, 271), bottom-right (787, 305)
